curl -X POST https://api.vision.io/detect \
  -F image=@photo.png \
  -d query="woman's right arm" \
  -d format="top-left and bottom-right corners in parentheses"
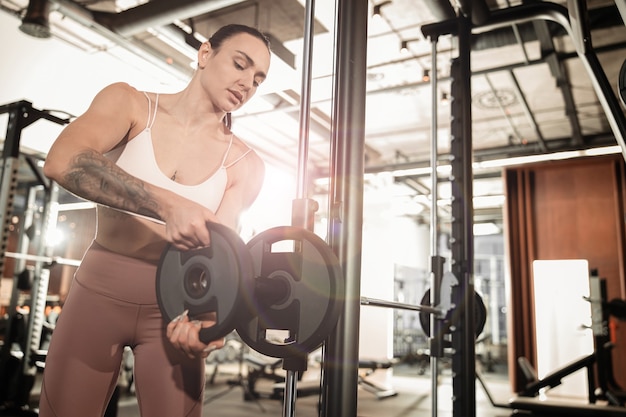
top-left (43, 83), bottom-right (218, 249)
top-left (44, 83), bottom-right (166, 219)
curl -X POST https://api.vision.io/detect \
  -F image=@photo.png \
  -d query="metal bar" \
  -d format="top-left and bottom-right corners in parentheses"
top-left (295, 0), bottom-right (315, 200)
top-left (282, 370), bottom-right (298, 417)
top-left (481, 2), bottom-right (626, 161)
top-left (360, 296), bottom-right (442, 315)
top-left (282, 0), bottom-right (318, 415)
top-left (4, 252), bottom-right (81, 267)
top-left (92, 0), bottom-right (246, 37)
top-left (236, 41), bottom-right (626, 123)
top-left (323, 0), bottom-right (368, 415)
top-left (0, 101), bottom-right (28, 306)
top-left (429, 35), bottom-right (441, 417)
top-left (507, 70), bottom-right (547, 151)
top-left (449, 16), bottom-right (477, 417)
top-left (48, 0), bottom-right (192, 81)
top-left (16, 183), bottom-right (58, 408)
top-left (429, 39), bottom-right (440, 280)
top-left (483, 73), bottom-right (525, 145)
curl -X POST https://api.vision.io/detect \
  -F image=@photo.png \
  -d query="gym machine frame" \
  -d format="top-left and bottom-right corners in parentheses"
top-left (360, 15), bottom-right (478, 417)
top-left (417, 1), bottom-right (626, 416)
top-left (0, 101), bottom-right (70, 413)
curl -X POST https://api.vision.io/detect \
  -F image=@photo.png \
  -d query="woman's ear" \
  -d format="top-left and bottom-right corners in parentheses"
top-left (197, 41), bottom-right (212, 69)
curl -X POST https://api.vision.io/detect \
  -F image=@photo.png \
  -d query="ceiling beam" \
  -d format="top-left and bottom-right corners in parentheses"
top-left (92, 0), bottom-right (247, 37)
top-left (533, 20), bottom-right (584, 147)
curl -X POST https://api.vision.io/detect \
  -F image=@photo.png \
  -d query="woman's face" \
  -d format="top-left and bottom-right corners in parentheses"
top-left (200, 33), bottom-right (271, 113)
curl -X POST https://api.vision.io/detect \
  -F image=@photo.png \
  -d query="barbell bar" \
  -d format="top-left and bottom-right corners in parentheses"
top-left (360, 296), bottom-right (442, 315)
top-left (4, 251), bottom-right (81, 267)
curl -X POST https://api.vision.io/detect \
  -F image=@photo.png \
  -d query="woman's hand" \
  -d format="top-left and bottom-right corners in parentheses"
top-left (166, 310), bottom-right (225, 359)
top-left (162, 197), bottom-right (221, 251)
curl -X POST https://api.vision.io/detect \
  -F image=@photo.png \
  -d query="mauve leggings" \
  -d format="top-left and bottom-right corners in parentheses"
top-left (39, 241), bottom-right (205, 417)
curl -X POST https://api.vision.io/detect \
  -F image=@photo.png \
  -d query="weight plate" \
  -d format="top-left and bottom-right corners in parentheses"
top-left (236, 226), bottom-right (345, 358)
top-left (419, 289), bottom-right (487, 338)
top-left (156, 222), bottom-right (253, 344)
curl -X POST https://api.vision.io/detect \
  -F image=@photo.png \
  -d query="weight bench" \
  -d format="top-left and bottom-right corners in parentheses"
top-left (269, 358), bottom-right (398, 400)
top-left (358, 359), bottom-right (398, 399)
top-left (508, 397), bottom-right (626, 416)
top-left (476, 357), bottom-right (626, 417)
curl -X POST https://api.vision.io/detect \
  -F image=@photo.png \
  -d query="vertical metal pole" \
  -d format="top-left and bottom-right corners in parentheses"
top-left (428, 36), bottom-right (440, 417)
top-left (449, 16), bottom-right (476, 417)
top-left (0, 101), bottom-right (29, 391)
top-left (284, 1), bottom-right (317, 416)
top-left (282, 370), bottom-right (298, 417)
top-left (0, 102), bottom-right (29, 290)
top-left (22, 183), bottom-right (59, 387)
top-left (295, 0), bottom-right (315, 201)
top-left (323, 0), bottom-right (368, 415)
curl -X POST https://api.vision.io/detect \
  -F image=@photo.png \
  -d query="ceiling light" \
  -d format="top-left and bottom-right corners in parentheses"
top-left (400, 40), bottom-right (409, 53)
top-left (373, 1), bottom-right (392, 17)
top-left (422, 69), bottom-right (430, 82)
top-left (19, 0), bottom-right (51, 38)
top-left (441, 91), bottom-right (449, 105)
top-left (399, 38), bottom-right (420, 55)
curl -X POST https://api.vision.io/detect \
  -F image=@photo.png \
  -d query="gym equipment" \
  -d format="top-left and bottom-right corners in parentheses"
top-left (156, 221), bottom-right (253, 345)
top-left (267, 358), bottom-right (398, 401)
top-left (156, 224), bottom-right (345, 359)
top-left (0, 101), bottom-right (67, 415)
top-left (237, 226), bottom-right (344, 359)
top-left (156, 224), bottom-right (345, 360)
top-left (418, 289), bottom-right (488, 339)
top-left (4, 252), bottom-right (81, 268)
top-left (476, 274), bottom-right (626, 417)
top-left (203, 336), bottom-right (267, 412)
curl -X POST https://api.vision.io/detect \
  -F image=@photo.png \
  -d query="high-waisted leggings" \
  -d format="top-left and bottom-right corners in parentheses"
top-left (39, 241), bottom-right (205, 417)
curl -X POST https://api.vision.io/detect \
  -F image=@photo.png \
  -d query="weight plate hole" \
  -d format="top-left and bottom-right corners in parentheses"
top-left (185, 266), bottom-right (210, 299)
top-left (265, 329), bottom-right (295, 345)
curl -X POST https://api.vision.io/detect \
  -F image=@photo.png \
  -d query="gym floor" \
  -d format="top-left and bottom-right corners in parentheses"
top-left (25, 362), bottom-right (516, 417)
top-left (113, 363), bottom-right (514, 417)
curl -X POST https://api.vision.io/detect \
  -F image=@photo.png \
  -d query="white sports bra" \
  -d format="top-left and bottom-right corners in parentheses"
top-left (106, 93), bottom-right (251, 212)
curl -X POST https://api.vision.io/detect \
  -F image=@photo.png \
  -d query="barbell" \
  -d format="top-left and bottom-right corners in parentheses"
top-left (4, 252), bottom-right (81, 267)
top-left (156, 222), bottom-right (345, 359)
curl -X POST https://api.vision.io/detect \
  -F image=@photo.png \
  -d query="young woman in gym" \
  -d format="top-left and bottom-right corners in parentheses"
top-left (39, 24), bottom-right (271, 417)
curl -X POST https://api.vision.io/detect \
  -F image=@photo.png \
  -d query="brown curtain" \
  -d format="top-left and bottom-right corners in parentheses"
top-left (504, 167), bottom-right (538, 391)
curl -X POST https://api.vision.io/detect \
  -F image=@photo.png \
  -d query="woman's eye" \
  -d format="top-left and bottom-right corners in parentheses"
top-left (235, 61), bottom-right (244, 70)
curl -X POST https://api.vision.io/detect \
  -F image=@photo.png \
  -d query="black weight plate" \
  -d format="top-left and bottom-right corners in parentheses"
top-left (419, 289), bottom-right (487, 338)
top-left (156, 222), bottom-right (253, 344)
top-left (236, 226), bottom-right (345, 358)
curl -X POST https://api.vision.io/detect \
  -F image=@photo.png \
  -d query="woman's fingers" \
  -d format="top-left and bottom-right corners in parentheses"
top-left (167, 311), bottom-right (225, 359)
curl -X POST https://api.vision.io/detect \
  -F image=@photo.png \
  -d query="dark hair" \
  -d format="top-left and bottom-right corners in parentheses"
top-left (209, 24), bottom-right (270, 130)
top-left (209, 24), bottom-right (271, 53)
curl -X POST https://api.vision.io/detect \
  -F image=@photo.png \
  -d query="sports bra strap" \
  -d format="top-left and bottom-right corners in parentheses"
top-left (223, 144), bottom-right (253, 169)
top-left (142, 92), bottom-right (159, 130)
top-left (223, 134), bottom-right (250, 168)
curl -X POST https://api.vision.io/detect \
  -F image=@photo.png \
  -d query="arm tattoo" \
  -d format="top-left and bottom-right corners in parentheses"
top-left (62, 149), bottom-right (162, 220)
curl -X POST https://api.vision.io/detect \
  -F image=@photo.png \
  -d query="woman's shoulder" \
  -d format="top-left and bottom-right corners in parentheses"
top-left (95, 82), bottom-right (152, 106)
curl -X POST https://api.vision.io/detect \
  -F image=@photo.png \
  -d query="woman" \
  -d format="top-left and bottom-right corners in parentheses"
top-left (39, 24), bottom-right (271, 417)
